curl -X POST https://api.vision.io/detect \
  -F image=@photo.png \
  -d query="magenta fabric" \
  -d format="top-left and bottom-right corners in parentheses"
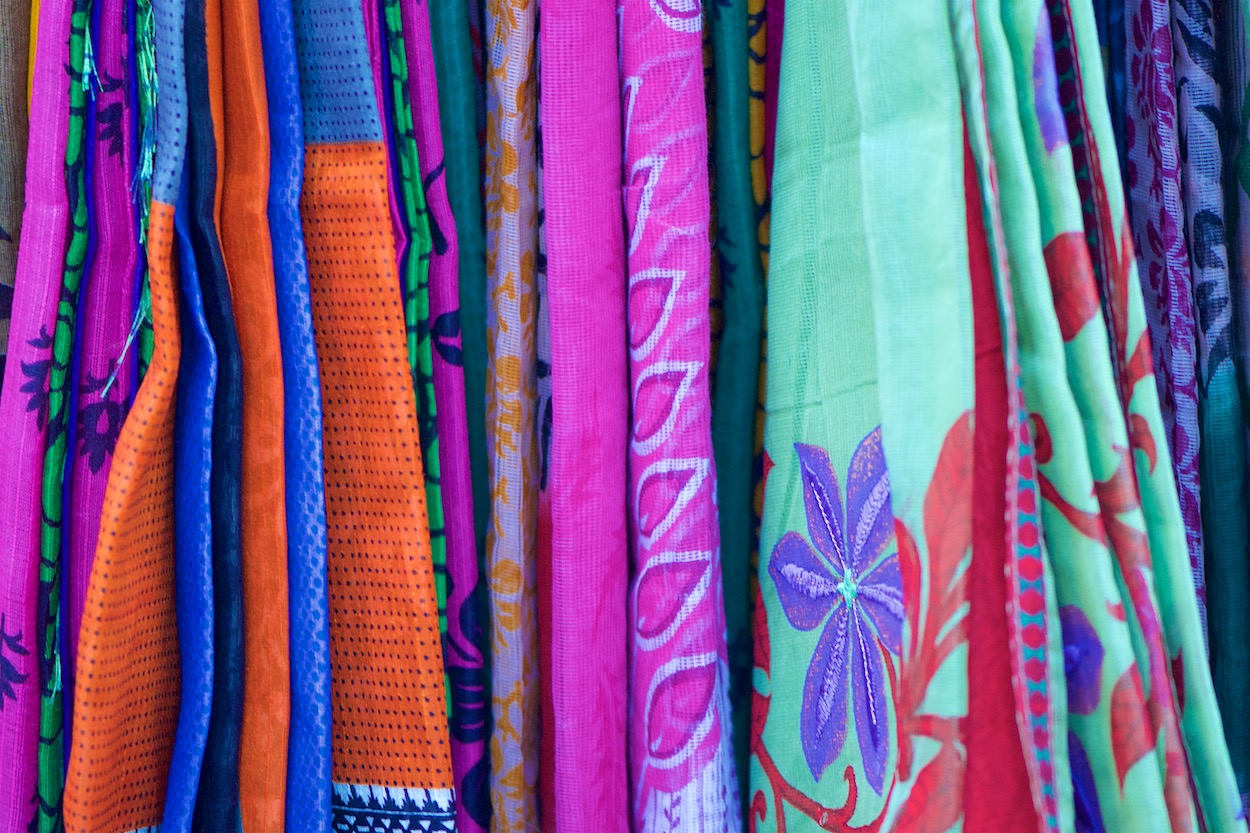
top-left (0, 0), bottom-right (72, 826)
top-left (65, 0), bottom-right (139, 725)
top-left (400, 1), bottom-right (489, 830)
top-left (620, 1), bottom-right (740, 829)
top-left (763, 0), bottom-right (782, 185)
top-left (536, 1), bottom-right (630, 830)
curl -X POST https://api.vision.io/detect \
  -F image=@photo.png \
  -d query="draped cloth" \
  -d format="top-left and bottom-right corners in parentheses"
top-left (0, 0), bottom-right (28, 394)
top-left (256, 0), bottom-right (334, 826)
top-left (0, 0), bottom-right (72, 825)
top-left (59, 0), bottom-right (189, 823)
top-left (219, 0), bottom-right (293, 822)
top-left (401, 2), bottom-right (490, 829)
top-left (482, 0), bottom-right (541, 823)
top-left (162, 162), bottom-right (216, 833)
top-left (64, 0), bottom-right (139, 743)
top-left (1124, 0), bottom-right (1204, 632)
top-left (535, 0), bottom-right (630, 830)
top-left (620, 0), bottom-right (739, 829)
top-left (293, 0), bottom-right (456, 827)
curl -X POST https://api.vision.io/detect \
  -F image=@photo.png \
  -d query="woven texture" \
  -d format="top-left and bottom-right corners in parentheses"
top-left (162, 163), bottom-right (216, 833)
top-left (482, 0), bottom-right (541, 824)
top-left (295, 0), bottom-right (455, 824)
top-left (0, 0), bottom-right (72, 825)
top-left (64, 0), bottom-right (139, 745)
top-left (620, 1), bottom-right (739, 829)
top-left (0, 0), bottom-right (28, 396)
top-left (401, 1), bottom-right (490, 829)
top-left (219, 0), bottom-right (293, 822)
top-left (535, 1), bottom-right (630, 829)
top-left (257, 0), bottom-right (334, 826)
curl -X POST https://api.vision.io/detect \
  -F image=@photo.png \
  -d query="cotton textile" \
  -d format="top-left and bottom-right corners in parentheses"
top-left (620, 0), bottom-right (740, 829)
top-left (0, 0), bottom-right (73, 825)
top-left (535, 1), bottom-right (630, 829)
top-left (0, 0), bottom-right (28, 395)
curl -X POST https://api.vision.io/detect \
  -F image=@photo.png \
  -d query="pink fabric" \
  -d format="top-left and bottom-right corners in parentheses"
top-left (401, 2), bottom-right (488, 831)
top-left (536, 1), bottom-right (630, 830)
top-left (620, 1), bottom-right (740, 829)
top-left (0, 0), bottom-right (72, 825)
top-left (65, 0), bottom-right (138, 731)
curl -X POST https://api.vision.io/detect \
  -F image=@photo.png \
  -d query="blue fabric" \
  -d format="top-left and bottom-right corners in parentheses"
top-left (258, 0), bottom-right (334, 828)
top-left (162, 164), bottom-right (217, 833)
top-left (153, 0), bottom-right (190, 205)
top-left (292, 0), bottom-right (383, 143)
top-left (185, 1), bottom-right (245, 829)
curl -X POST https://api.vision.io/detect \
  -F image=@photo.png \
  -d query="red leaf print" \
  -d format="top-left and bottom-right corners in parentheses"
top-left (1125, 329), bottom-right (1153, 392)
top-left (1043, 231), bottom-right (1101, 341)
top-left (1106, 601), bottom-right (1126, 622)
top-left (922, 410), bottom-right (974, 600)
top-left (1110, 666), bottom-right (1156, 789)
top-left (897, 520), bottom-right (922, 665)
top-left (1031, 413), bottom-right (1053, 465)
top-left (891, 743), bottom-right (964, 833)
top-left (1128, 413), bottom-right (1157, 473)
top-left (1171, 650), bottom-right (1185, 713)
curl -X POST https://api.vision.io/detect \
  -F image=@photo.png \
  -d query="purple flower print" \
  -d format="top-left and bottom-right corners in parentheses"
top-left (768, 431), bottom-right (902, 794)
top-left (1060, 605), bottom-right (1104, 716)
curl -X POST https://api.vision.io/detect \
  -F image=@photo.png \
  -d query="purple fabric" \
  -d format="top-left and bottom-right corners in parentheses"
top-left (536, 1), bottom-right (630, 829)
top-left (620, 0), bottom-right (740, 829)
top-left (400, 1), bottom-right (489, 830)
top-left (1124, 0), bottom-right (1204, 620)
top-left (65, 0), bottom-right (138, 731)
top-left (0, 0), bottom-right (72, 826)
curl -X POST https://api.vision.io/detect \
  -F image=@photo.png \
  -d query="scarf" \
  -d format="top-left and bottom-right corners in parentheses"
top-left (534, 1), bottom-right (630, 829)
top-left (64, 0), bottom-right (139, 750)
top-left (401, 1), bottom-right (490, 828)
top-left (0, 0), bottom-right (28, 396)
top-left (257, 0), bottom-right (334, 825)
top-left (483, 0), bottom-right (541, 822)
top-left (294, 0), bottom-right (456, 826)
top-left (0, 0), bottom-right (72, 825)
top-left (162, 161), bottom-right (216, 833)
top-left (59, 0), bottom-right (187, 820)
top-left (621, 0), bottom-right (740, 828)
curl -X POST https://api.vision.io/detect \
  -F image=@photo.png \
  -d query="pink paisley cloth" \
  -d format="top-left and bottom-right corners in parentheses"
top-left (620, 0), bottom-right (741, 829)
top-left (536, 0), bottom-right (630, 829)
top-left (65, 0), bottom-right (139, 733)
top-left (0, 0), bottom-right (71, 826)
top-left (1124, 0), bottom-right (1205, 625)
top-left (400, 1), bottom-right (490, 829)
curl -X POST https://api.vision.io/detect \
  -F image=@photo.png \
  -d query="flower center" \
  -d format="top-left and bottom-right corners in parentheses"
top-left (836, 577), bottom-right (859, 605)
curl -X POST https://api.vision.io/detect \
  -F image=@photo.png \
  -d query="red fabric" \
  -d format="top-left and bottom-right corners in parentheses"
top-left (963, 131), bottom-right (1040, 833)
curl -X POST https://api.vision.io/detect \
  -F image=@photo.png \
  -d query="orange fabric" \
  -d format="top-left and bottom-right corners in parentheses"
top-left (219, 0), bottom-right (291, 826)
top-left (62, 202), bottom-right (181, 833)
top-left (301, 140), bottom-right (453, 788)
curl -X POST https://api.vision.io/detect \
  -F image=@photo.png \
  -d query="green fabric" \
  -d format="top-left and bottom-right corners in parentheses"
top-left (383, 0), bottom-right (447, 640)
top-left (1063, 1), bottom-right (1245, 827)
top-left (953, 3), bottom-right (1072, 829)
top-left (985, 0), bottom-right (1170, 828)
top-left (708, 0), bottom-right (764, 798)
top-left (135, 0), bottom-right (155, 378)
top-left (38, 1), bottom-right (92, 828)
top-left (428, 0), bottom-right (488, 566)
top-left (750, 0), bottom-right (896, 826)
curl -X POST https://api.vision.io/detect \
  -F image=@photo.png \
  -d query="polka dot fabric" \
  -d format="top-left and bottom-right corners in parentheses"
top-left (300, 139), bottom-right (454, 790)
top-left (62, 202), bottom-right (182, 833)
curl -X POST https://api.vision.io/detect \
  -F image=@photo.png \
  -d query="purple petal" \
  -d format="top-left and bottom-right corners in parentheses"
top-left (851, 613), bottom-right (891, 795)
top-left (858, 556), bottom-right (903, 656)
top-left (801, 605), bottom-right (851, 781)
top-left (794, 443), bottom-right (849, 572)
top-left (1060, 605), bottom-right (1104, 716)
top-left (769, 532), bottom-right (838, 632)
top-left (846, 428), bottom-right (894, 567)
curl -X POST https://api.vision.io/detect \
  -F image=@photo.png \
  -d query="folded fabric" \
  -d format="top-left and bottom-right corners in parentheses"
top-left (0, 0), bottom-right (28, 397)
